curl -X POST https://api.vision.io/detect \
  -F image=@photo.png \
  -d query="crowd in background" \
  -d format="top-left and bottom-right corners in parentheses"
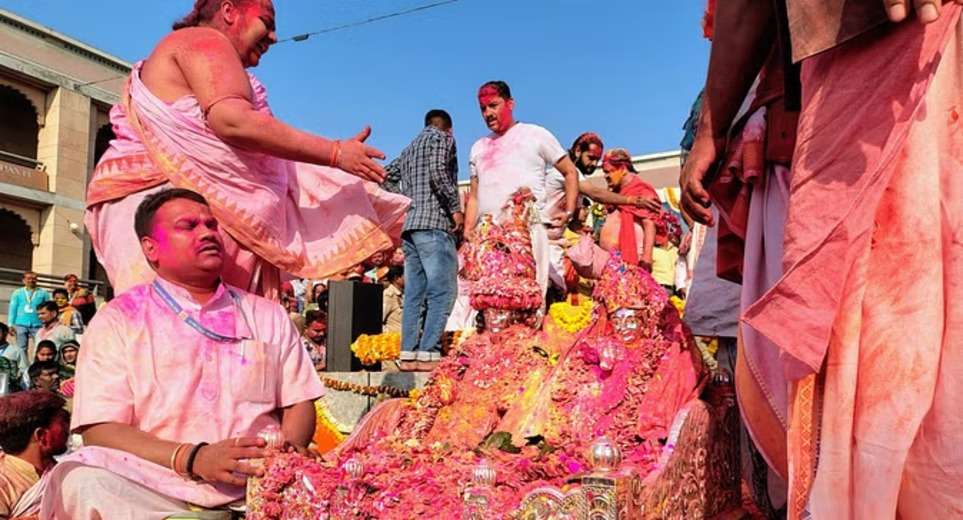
top-left (2, 273), bottom-right (96, 398)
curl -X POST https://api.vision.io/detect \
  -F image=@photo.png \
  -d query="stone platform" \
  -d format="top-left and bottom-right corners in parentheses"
top-left (319, 371), bottom-right (430, 432)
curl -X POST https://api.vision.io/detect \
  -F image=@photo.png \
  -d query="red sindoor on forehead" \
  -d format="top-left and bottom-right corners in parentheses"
top-left (478, 85), bottom-right (505, 101)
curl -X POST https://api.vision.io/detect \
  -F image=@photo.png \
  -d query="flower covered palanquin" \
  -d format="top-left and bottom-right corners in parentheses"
top-left (464, 188), bottom-right (543, 311)
top-left (502, 255), bottom-right (702, 456)
top-left (247, 252), bottom-right (710, 519)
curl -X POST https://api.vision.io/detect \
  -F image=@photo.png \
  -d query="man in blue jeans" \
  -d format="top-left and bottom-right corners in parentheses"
top-left (384, 109), bottom-right (461, 370)
top-left (7, 272), bottom-right (49, 358)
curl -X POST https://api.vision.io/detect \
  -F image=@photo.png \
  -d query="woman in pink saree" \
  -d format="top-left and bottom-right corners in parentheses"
top-left (86, 0), bottom-right (408, 297)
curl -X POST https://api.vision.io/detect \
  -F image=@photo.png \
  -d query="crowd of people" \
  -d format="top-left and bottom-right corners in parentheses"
top-left (0, 0), bottom-right (958, 517)
top-left (0, 273), bottom-right (97, 515)
top-left (2, 273), bottom-right (95, 397)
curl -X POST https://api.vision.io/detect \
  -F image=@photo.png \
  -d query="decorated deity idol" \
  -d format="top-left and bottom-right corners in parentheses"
top-left (501, 254), bottom-right (704, 469)
top-left (328, 188), bottom-right (564, 452)
top-left (247, 221), bottom-right (704, 519)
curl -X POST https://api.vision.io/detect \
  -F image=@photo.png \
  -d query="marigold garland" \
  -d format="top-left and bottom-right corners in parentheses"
top-left (312, 400), bottom-right (346, 454)
top-left (408, 388), bottom-right (423, 404)
top-left (669, 295), bottom-right (686, 318)
top-left (548, 297), bottom-right (595, 334)
top-left (350, 332), bottom-right (401, 365)
top-left (693, 336), bottom-right (720, 371)
top-left (322, 376), bottom-right (412, 399)
top-left (440, 330), bottom-right (463, 353)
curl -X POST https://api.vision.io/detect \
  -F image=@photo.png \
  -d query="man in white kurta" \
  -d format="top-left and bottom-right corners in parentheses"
top-left (41, 189), bottom-right (323, 519)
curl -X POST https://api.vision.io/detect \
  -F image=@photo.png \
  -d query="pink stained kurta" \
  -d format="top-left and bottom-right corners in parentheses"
top-left (40, 276), bottom-right (324, 517)
top-left (741, 7), bottom-right (963, 517)
top-left (86, 62), bottom-right (409, 297)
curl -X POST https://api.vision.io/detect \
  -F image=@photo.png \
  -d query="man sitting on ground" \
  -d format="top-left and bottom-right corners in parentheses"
top-left (0, 390), bottom-right (69, 518)
top-left (40, 188), bottom-right (323, 518)
top-left (27, 361), bottom-right (60, 393)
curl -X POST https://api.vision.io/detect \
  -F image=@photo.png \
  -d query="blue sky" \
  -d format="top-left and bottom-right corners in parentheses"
top-left (1, 0), bottom-right (709, 179)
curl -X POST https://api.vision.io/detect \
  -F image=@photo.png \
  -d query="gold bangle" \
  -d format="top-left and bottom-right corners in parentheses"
top-left (332, 140), bottom-right (343, 168)
top-left (170, 443), bottom-right (189, 475)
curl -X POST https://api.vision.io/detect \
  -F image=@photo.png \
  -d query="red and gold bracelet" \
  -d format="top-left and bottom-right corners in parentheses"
top-left (170, 442), bottom-right (190, 476)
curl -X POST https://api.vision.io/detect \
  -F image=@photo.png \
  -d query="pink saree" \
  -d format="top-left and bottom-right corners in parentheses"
top-left (86, 62), bottom-right (408, 297)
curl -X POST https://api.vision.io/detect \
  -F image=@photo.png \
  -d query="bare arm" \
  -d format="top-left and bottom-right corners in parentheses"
top-left (642, 220), bottom-right (656, 269)
top-left (464, 176), bottom-right (479, 238)
top-left (579, 178), bottom-right (662, 212)
top-left (82, 422), bottom-right (186, 470)
top-left (82, 422), bottom-right (266, 486)
top-left (554, 156), bottom-right (580, 219)
top-left (280, 400), bottom-right (316, 450)
top-left (679, 1), bottom-right (775, 225)
top-left (173, 30), bottom-right (385, 182)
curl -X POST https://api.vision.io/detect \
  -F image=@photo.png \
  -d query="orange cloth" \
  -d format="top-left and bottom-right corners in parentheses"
top-left (614, 175), bottom-right (660, 266)
top-left (0, 453), bottom-right (38, 517)
top-left (743, 8), bottom-right (963, 517)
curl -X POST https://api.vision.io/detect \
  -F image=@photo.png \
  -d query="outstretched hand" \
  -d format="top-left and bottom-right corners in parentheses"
top-left (337, 126), bottom-right (386, 183)
top-left (883, 0), bottom-right (963, 24)
top-left (679, 136), bottom-right (722, 226)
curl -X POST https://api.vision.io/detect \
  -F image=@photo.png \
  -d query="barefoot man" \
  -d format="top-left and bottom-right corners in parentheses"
top-left (87, 0), bottom-right (408, 297)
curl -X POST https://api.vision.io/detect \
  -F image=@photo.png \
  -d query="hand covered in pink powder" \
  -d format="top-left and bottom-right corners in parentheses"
top-left (338, 126), bottom-right (386, 183)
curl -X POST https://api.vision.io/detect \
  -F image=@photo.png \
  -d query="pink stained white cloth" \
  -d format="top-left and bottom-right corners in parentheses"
top-left (40, 276), bottom-right (324, 517)
top-left (86, 62), bottom-right (409, 297)
top-left (741, 7), bottom-right (963, 517)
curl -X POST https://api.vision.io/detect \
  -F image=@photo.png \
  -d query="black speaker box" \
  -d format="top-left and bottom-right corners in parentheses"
top-left (325, 280), bottom-right (384, 371)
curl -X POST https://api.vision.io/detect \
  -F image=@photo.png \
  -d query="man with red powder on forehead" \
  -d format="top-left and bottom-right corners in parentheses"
top-left (85, 0), bottom-right (408, 299)
top-left (40, 189), bottom-right (323, 518)
top-left (464, 81), bottom-right (582, 301)
top-left (542, 133), bottom-right (663, 292)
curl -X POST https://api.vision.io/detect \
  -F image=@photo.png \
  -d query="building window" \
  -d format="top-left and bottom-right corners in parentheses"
top-left (93, 123), bottom-right (114, 166)
top-left (0, 209), bottom-right (33, 271)
top-left (0, 85), bottom-right (40, 165)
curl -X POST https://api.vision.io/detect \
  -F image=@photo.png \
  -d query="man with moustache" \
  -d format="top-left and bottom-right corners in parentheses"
top-left (541, 132), bottom-right (663, 292)
top-left (464, 81), bottom-right (581, 300)
top-left (86, 0), bottom-right (408, 298)
top-left (41, 189), bottom-right (323, 518)
top-left (0, 391), bottom-right (70, 518)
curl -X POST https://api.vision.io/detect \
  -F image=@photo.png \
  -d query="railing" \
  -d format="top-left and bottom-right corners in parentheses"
top-left (0, 149), bottom-right (41, 169)
top-left (0, 267), bottom-right (102, 297)
top-left (0, 150), bottom-right (47, 191)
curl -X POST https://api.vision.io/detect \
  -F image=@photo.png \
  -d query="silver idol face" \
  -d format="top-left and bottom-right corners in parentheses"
top-left (483, 308), bottom-right (514, 333)
top-left (610, 308), bottom-right (643, 344)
